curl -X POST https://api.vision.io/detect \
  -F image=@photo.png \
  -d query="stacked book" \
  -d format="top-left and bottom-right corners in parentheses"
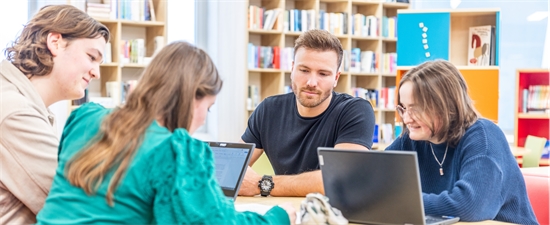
top-left (86, 2), bottom-right (112, 19)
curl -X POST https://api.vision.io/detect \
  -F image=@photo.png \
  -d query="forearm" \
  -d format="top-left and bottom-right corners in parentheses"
top-left (271, 170), bottom-right (324, 197)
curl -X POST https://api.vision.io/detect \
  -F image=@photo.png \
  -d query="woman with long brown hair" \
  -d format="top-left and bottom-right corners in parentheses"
top-left (36, 41), bottom-right (295, 224)
top-left (386, 60), bottom-right (537, 224)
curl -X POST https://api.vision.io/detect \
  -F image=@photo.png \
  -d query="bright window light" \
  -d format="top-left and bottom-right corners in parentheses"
top-left (527, 11), bottom-right (548, 22)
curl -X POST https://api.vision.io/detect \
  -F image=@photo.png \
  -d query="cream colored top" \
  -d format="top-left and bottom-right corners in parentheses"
top-left (0, 60), bottom-right (58, 224)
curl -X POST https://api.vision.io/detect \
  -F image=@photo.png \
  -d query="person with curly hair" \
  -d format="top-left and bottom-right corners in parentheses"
top-left (0, 4), bottom-right (109, 224)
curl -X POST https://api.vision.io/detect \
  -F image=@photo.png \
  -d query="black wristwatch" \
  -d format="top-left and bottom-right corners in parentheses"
top-left (258, 175), bottom-right (274, 197)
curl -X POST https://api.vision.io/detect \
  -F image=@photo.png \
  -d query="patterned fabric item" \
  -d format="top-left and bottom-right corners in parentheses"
top-left (299, 193), bottom-right (348, 225)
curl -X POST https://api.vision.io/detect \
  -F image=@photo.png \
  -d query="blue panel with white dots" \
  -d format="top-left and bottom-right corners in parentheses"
top-left (397, 12), bottom-right (450, 66)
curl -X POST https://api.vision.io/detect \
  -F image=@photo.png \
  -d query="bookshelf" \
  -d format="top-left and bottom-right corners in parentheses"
top-left (396, 9), bottom-right (500, 126)
top-left (245, 0), bottom-right (409, 144)
top-left (514, 69), bottom-right (550, 147)
top-left (68, 0), bottom-right (167, 111)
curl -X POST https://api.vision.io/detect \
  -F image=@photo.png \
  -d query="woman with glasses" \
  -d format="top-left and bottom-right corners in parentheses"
top-left (386, 60), bottom-right (537, 224)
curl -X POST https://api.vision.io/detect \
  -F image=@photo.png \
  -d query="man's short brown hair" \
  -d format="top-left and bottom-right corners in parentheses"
top-left (4, 4), bottom-right (110, 77)
top-left (294, 29), bottom-right (343, 71)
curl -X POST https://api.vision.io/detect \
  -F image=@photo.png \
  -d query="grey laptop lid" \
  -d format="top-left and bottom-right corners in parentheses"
top-left (208, 142), bottom-right (255, 200)
top-left (317, 148), bottom-right (459, 225)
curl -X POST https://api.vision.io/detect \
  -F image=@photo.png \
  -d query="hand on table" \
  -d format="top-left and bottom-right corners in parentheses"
top-left (238, 166), bottom-right (261, 196)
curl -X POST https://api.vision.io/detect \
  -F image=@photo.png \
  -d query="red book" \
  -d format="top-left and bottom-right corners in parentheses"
top-left (273, 47), bottom-right (280, 69)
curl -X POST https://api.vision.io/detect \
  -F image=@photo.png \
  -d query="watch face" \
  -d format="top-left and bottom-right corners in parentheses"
top-left (260, 180), bottom-right (272, 191)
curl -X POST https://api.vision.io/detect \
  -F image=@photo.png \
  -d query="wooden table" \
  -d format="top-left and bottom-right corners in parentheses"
top-left (235, 196), bottom-right (515, 224)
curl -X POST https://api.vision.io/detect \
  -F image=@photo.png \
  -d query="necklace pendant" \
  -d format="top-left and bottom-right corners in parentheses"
top-left (439, 168), bottom-right (444, 176)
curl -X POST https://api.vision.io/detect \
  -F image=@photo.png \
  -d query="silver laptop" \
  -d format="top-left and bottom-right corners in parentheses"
top-left (208, 142), bottom-right (255, 200)
top-left (317, 147), bottom-right (460, 225)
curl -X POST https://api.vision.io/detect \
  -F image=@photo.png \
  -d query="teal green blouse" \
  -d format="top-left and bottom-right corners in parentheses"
top-left (36, 103), bottom-right (289, 225)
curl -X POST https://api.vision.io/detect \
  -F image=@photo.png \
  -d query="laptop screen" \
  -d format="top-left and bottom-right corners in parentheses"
top-left (208, 142), bottom-right (255, 199)
top-left (317, 148), bottom-right (460, 225)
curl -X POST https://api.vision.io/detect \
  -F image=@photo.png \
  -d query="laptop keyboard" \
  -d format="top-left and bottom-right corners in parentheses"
top-left (425, 215), bottom-right (457, 225)
top-left (426, 216), bottom-right (443, 224)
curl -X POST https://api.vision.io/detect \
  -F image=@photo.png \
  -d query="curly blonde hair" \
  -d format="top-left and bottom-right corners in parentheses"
top-left (4, 4), bottom-right (110, 77)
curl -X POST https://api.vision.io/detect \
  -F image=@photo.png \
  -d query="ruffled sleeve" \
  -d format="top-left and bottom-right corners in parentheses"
top-left (150, 129), bottom-right (290, 225)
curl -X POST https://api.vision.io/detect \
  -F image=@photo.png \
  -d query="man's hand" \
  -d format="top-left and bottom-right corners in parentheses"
top-left (238, 166), bottom-right (262, 196)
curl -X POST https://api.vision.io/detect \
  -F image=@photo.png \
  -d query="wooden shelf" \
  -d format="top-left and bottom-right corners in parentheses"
top-left (249, 29), bottom-right (282, 34)
top-left (351, 0), bottom-right (380, 6)
top-left (122, 63), bottom-right (147, 68)
top-left (246, 0), bottom-right (409, 143)
top-left (284, 31), bottom-right (303, 36)
top-left (320, 0), bottom-right (349, 2)
top-left (100, 63), bottom-right (118, 67)
top-left (351, 72), bottom-right (378, 77)
top-left (382, 2), bottom-right (410, 9)
top-left (248, 68), bottom-right (282, 73)
top-left (68, 0), bottom-right (167, 115)
top-left (518, 113), bottom-right (550, 119)
top-left (93, 18), bottom-right (119, 24)
top-left (351, 36), bottom-right (379, 41)
top-left (120, 20), bottom-right (165, 27)
top-left (382, 37), bottom-right (397, 42)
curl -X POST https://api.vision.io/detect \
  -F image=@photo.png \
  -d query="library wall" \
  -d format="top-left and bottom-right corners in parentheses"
top-left (412, 0), bottom-right (549, 137)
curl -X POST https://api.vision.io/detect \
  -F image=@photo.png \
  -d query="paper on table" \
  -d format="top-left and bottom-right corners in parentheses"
top-left (235, 203), bottom-right (302, 224)
top-left (235, 203), bottom-right (274, 215)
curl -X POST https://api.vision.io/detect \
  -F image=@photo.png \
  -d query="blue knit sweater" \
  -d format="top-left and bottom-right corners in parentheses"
top-left (386, 119), bottom-right (538, 224)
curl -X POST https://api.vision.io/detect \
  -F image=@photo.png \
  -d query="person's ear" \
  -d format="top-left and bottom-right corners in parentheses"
top-left (334, 71), bottom-right (341, 87)
top-left (46, 32), bottom-right (63, 56)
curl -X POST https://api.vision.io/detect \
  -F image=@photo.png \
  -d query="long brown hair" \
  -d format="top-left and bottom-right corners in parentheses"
top-left (4, 4), bottom-right (110, 77)
top-left (65, 41), bottom-right (222, 205)
top-left (399, 60), bottom-right (480, 146)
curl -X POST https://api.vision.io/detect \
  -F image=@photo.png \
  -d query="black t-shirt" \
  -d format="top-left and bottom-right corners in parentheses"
top-left (242, 92), bottom-right (375, 175)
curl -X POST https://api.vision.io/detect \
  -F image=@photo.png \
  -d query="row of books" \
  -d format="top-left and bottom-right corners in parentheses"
top-left (283, 9), bottom-right (317, 32)
top-left (352, 14), bottom-right (378, 37)
top-left (247, 44), bottom-right (295, 70)
top-left (121, 39), bottom-right (145, 64)
top-left (248, 7), bottom-right (398, 39)
top-left (350, 49), bottom-right (378, 73)
top-left (381, 16), bottom-right (397, 38)
top-left (348, 50), bottom-right (396, 74)
top-left (247, 85), bottom-right (260, 110)
top-left (373, 123), bottom-right (399, 144)
top-left (522, 85), bottom-right (550, 113)
top-left (246, 44), bottom-right (398, 74)
top-left (352, 86), bottom-right (396, 109)
top-left (381, 52), bottom-right (397, 74)
top-left (82, 0), bottom-right (155, 21)
top-left (319, 11), bottom-right (348, 35)
top-left (72, 80), bottom-right (138, 108)
top-left (248, 6), bottom-right (281, 30)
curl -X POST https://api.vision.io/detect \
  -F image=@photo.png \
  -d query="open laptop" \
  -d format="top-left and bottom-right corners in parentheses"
top-left (208, 142), bottom-right (255, 200)
top-left (317, 147), bottom-right (460, 225)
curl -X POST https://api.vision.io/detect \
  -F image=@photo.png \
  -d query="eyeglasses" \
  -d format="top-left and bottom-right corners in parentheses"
top-left (396, 105), bottom-right (421, 119)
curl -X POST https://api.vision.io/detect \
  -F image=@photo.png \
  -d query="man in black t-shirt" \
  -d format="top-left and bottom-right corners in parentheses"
top-left (239, 29), bottom-right (376, 197)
